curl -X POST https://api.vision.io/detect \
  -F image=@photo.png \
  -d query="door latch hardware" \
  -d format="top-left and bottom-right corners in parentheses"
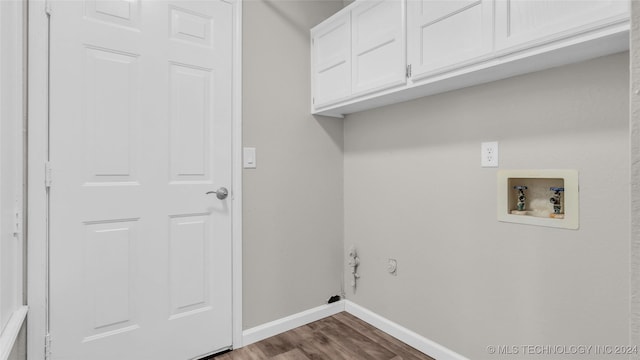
top-left (206, 187), bottom-right (229, 200)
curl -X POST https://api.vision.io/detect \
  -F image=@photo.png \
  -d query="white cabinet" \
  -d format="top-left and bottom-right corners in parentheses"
top-left (351, 0), bottom-right (405, 96)
top-left (495, 0), bottom-right (629, 52)
top-left (311, 0), bottom-right (629, 117)
top-left (311, 0), bottom-right (405, 111)
top-left (407, 0), bottom-right (493, 80)
top-left (311, 13), bottom-right (351, 108)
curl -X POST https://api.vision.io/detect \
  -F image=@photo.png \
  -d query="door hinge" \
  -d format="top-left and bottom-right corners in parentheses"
top-left (312, 97), bottom-right (315, 105)
top-left (45, 333), bottom-right (52, 360)
top-left (13, 210), bottom-right (21, 238)
top-left (45, 161), bottom-right (52, 188)
top-left (406, 64), bottom-right (412, 79)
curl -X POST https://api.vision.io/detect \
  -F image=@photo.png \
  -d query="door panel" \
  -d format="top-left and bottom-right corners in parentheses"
top-left (495, 0), bottom-right (629, 51)
top-left (49, 1), bottom-right (233, 359)
top-left (407, 0), bottom-right (493, 79)
top-left (351, 0), bottom-right (405, 96)
top-left (170, 7), bottom-right (212, 45)
top-left (169, 214), bottom-right (211, 318)
top-left (83, 47), bottom-right (139, 182)
top-left (312, 14), bottom-right (351, 108)
top-left (169, 64), bottom-right (212, 181)
top-left (87, 0), bottom-right (140, 28)
top-left (83, 219), bottom-right (139, 342)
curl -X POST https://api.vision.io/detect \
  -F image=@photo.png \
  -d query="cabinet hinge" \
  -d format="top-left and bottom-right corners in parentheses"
top-left (45, 161), bottom-right (52, 188)
top-left (406, 64), bottom-right (412, 79)
top-left (45, 333), bottom-right (52, 360)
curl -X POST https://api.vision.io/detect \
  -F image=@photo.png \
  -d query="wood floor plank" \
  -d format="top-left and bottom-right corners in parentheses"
top-left (216, 345), bottom-right (270, 360)
top-left (290, 323), bottom-right (352, 360)
top-left (254, 332), bottom-right (297, 357)
top-left (320, 317), bottom-right (397, 360)
top-left (371, 327), bottom-right (435, 360)
top-left (332, 312), bottom-right (435, 360)
top-left (299, 319), bottom-right (375, 359)
top-left (270, 349), bottom-right (312, 360)
top-left (214, 312), bottom-right (436, 360)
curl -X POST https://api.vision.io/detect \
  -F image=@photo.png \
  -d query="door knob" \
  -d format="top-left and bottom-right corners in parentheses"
top-left (206, 187), bottom-right (229, 200)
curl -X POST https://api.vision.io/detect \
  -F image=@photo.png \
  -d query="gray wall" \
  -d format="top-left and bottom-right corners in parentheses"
top-left (344, 53), bottom-right (630, 359)
top-left (242, 0), bottom-right (345, 329)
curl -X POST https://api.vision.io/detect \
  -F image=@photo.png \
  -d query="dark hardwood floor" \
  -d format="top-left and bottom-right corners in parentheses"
top-left (214, 312), bottom-right (435, 360)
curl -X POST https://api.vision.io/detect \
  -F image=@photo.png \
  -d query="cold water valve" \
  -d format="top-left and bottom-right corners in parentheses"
top-left (549, 187), bottom-right (565, 219)
top-left (511, 185), bottom-right (528, 214)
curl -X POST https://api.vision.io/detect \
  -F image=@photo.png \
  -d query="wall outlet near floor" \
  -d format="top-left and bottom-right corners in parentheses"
top-left (481, 141), bottom-right (499, 167)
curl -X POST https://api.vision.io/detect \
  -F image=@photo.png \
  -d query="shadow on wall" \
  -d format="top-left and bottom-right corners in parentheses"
top-left (343, 53), bottom-right (629, 152)
top-left (314, 115), bottom-right (345, 151)
top-left (259, 0), bottom-right (330, 41)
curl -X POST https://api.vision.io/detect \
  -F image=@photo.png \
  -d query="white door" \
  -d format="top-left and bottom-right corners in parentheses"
top-left (351, 0), bottom-right (405, 97)
top-left (49, 1), bottom-right (233, 359)
top-left (407, 0), bottom-right (493, 80)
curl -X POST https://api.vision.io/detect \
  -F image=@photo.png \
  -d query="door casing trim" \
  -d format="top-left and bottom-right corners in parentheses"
top-left (26, 1), bottom-right (244, 358)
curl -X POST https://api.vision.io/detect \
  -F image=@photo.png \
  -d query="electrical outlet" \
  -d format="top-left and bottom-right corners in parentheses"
top-left (481, 142), bottom-right (499, 167)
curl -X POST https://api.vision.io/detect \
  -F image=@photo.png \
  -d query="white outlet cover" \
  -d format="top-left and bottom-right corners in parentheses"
top-left (481, 142), bottom-right (499, 167)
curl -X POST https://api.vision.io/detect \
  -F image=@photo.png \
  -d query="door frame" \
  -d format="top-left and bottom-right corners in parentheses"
top-left (26, 1), bottom-right (244, 358)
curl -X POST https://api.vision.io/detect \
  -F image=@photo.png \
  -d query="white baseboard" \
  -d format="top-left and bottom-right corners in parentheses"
top-left (344, 300), bottom-right (469, 360)
top-left (0, 306), bottom-right (28, 360)
top-left (242, 301), bottom-right (345, 346)
top-left (240, 299), bottom-right (467, 360)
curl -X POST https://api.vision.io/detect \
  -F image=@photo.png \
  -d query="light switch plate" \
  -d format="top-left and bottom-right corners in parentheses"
top-left (243, 147), bottom-right (256, 169)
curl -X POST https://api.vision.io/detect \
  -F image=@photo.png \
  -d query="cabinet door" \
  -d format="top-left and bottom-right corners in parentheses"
top-left (351, 0), bottom-right (405, 96)
top-left (495, 0), bottom-right (629, 51)
top-left (312, 13), bottom-right (351, 108)
top-left (407, 0), bottom-right (493, 80)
